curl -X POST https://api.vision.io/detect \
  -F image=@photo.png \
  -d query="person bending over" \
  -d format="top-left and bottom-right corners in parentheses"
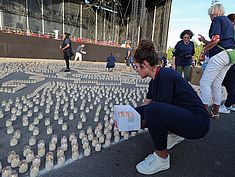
top-left (133, 39), bottom-right (210, 175)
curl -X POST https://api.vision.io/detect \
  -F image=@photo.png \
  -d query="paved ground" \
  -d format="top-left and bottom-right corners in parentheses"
top-left (41, 111), bottom-right (235, 177)
top-left (0, 58), bottom-right (234, 177)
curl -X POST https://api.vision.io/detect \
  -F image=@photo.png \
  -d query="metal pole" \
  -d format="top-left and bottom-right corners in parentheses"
top-left (26, 0), bottom-right (30, 35)
top-left (103, 14), bottom-right (106, 41)
top-left (0, 9), bottom-right (3, 31)
top-left (80, 3), bottom-right (83, 38)
top-left (126, 17), bottom-right (129, 41)
top-left (41, 0), bottom-right (44, 35)
top-left (62, 0), bottom-right (65, 34)
top-left (151, 6), bottom-right (157, 41)
top-left (137, 26), bottom-right (141, 43)
top-left (95, 9), bottom-right (98, 42)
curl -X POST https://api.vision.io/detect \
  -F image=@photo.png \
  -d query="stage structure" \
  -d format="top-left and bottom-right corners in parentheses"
top-left (0, 0), bottom-right (172, 58)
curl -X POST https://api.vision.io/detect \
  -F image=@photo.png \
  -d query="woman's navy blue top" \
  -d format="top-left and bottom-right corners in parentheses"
top-left (209, 16), bottom-right (235, 58)
top-left (172, 40), bottom-right (195, 67)
top-left (146, 67), bottom-right (208, 115)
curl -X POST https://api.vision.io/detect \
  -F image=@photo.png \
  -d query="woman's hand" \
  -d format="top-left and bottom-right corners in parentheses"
top-left (198, 34), bottom-right (206, 43)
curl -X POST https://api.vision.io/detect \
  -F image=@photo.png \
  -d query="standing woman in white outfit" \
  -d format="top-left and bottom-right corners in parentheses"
top-left (198, 4), bottom-right (235, 119)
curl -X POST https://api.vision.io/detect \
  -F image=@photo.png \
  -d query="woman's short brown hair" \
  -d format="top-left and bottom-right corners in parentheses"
top-left (134, 39), bottom-right (160, 66)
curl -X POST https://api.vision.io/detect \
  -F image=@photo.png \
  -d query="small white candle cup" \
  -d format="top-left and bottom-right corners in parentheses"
top-left (95, 143), bottom-right (101, 152)
top-left (22, 116), bottom-right (29, 126)
top-left (51, 134), bottom-right (58, 144)
top-left (23, 145), bottom-right (31, 157)
top-left (114, 135), bottom-right (120, 143)
top-left (7, 151), bottom-right (16, 163)
top-left (69, 132), bottom-right (76, 142)
top-left (72, 149), bottom-right (79, 160)
top-left (49, 142), bottom-right (56, 151)
top-left (77, 121), bottom-right (83, 129)
top-left (45, 118), bottom-right (50, 126)
top-left (57, 147), bottom-right (64, 157)
top-left (45, 152), bottom-right (54, 171)
top-left (2, 166), bottom-right (12, 177)
top-left (32, 155), bottom-right (41, 167)
top-left (11, 154), bottom-right (20, 168)
top-left (29, 136), bottom-right (36, 146)
top-left (26, 150), bottom-right (34, 163)
top-left (10, 137), bottom-right (18, 146)
top-left (86, 126), bottom-right (93, 134)
top-left (84, 147), bottom-right (91, 157)
top-left (33, 127), bottom-right (40, 136)
top-left (33, 117), bottom-right (40, 125)
top-left (62, 122), bottom-right (68, 131)
top-left (58, 117), bottom-right (63, 125)
top-left (47, 126), bottom-right (53, 135)
top-left (7, 125), bottom-right (14, 134)
top-left (30, 164), bottom-right (39, 177)
top-left (104, 139), bottom-right (111, 147)
top-left (79, 130), bottom-right (85, 139)
top-left (28, 123), bottom-right (35, 131)
top-left (61, 143), bottom-right (68, 152)
top-left (19, 160), bottom-right (28, 174)
top-left (13, 129), bottom-right (21, 139)
top-left (6, 119), bottom-right (12, 127)
top-left (92, 138), bottom-right (98, 147)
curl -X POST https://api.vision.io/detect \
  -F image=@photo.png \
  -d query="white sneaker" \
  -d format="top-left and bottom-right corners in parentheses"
top-left (219, 104), bottom-right (230, 114)
top-left (228, 105), bottom-right (235, 112)
top-left (167, 134), bottom-right (185, 150)
top-left (136, 152), bottom-right (170, 175)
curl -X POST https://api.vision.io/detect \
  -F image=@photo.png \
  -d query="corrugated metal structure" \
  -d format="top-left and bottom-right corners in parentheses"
top-left (0, 0), bottom-right (172, 59)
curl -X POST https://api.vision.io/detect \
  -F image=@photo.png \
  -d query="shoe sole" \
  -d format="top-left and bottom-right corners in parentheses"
top-left (136, 164), bottom-right (170, 175)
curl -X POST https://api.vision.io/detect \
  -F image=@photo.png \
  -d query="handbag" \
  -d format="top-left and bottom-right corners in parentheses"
top-left (190, 66), bottom-right (203, 86)
top-left (217, 45), bottom-right (235, 64)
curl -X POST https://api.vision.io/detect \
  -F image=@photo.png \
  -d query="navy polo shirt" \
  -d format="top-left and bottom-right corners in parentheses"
top-left (146, 67), bottom-right (207, 114)
top-left (172, 40), bottom-right (195, 67)
top-left (209, 16), bottom-right (235, 58)
top-left (106, 55), bottom-right (116, 68)
top-left (62, 38), bottom-right (73, 57)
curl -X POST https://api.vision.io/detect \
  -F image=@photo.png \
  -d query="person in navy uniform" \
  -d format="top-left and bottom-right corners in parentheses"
top-left (106, 53), bottom-right (116, 72)
top-left (132, 39), bottom-right (209, 175)
top-left (60, 32), bottom-right (73, 72)
top-left (172, 29), bottom-right (195, 82)
top-left (198, 4), bottom-right (235, 118)
top-left (219, 13), bottom-right (235, 113)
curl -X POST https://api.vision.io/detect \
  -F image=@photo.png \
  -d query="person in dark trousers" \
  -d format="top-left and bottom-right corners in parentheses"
top-left (219, 13), bottom-right (235, 113)
top-left (172, 29), bottom-right (195, 82)
top-left (74, 44), bottom-right (86, 61)
top-left (125, 41), bottom-right (133, 69)
top-left (132, 39), bottom-right (210, 175)
top-left (106, 53), bottom-right (116, 72)
top-left (60, 32), bottom-right (73, 72)
top-left (198, 4), bottom-right (235, 119)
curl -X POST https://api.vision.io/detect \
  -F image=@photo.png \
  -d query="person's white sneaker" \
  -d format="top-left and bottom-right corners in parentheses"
top-left (167, 134), bottom-right (185, 150)
top-left (219, 104), bottom-right (230, 114)
top-left (228, 105), bottom-right (235, 112)
top-left (136, 152), bottom-right (170, 175)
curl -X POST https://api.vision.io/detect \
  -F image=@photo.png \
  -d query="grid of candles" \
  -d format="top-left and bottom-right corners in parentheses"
top-left (0, 79), bottom-right (148, 176)
top-left (1, 124), bottom-right (141, 177)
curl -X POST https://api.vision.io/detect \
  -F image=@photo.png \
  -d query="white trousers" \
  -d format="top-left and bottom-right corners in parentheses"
top-left (200, 50), bottom-right (231, 105)
top-left (74, 52), bottom-right (82, 61)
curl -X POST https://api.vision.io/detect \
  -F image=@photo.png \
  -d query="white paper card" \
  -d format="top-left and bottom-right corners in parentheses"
top-left (114, 105), bottom-right (140, 131)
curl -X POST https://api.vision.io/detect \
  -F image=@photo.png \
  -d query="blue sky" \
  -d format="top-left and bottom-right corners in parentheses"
top-left (167, 0), bottom-right (234, 48)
